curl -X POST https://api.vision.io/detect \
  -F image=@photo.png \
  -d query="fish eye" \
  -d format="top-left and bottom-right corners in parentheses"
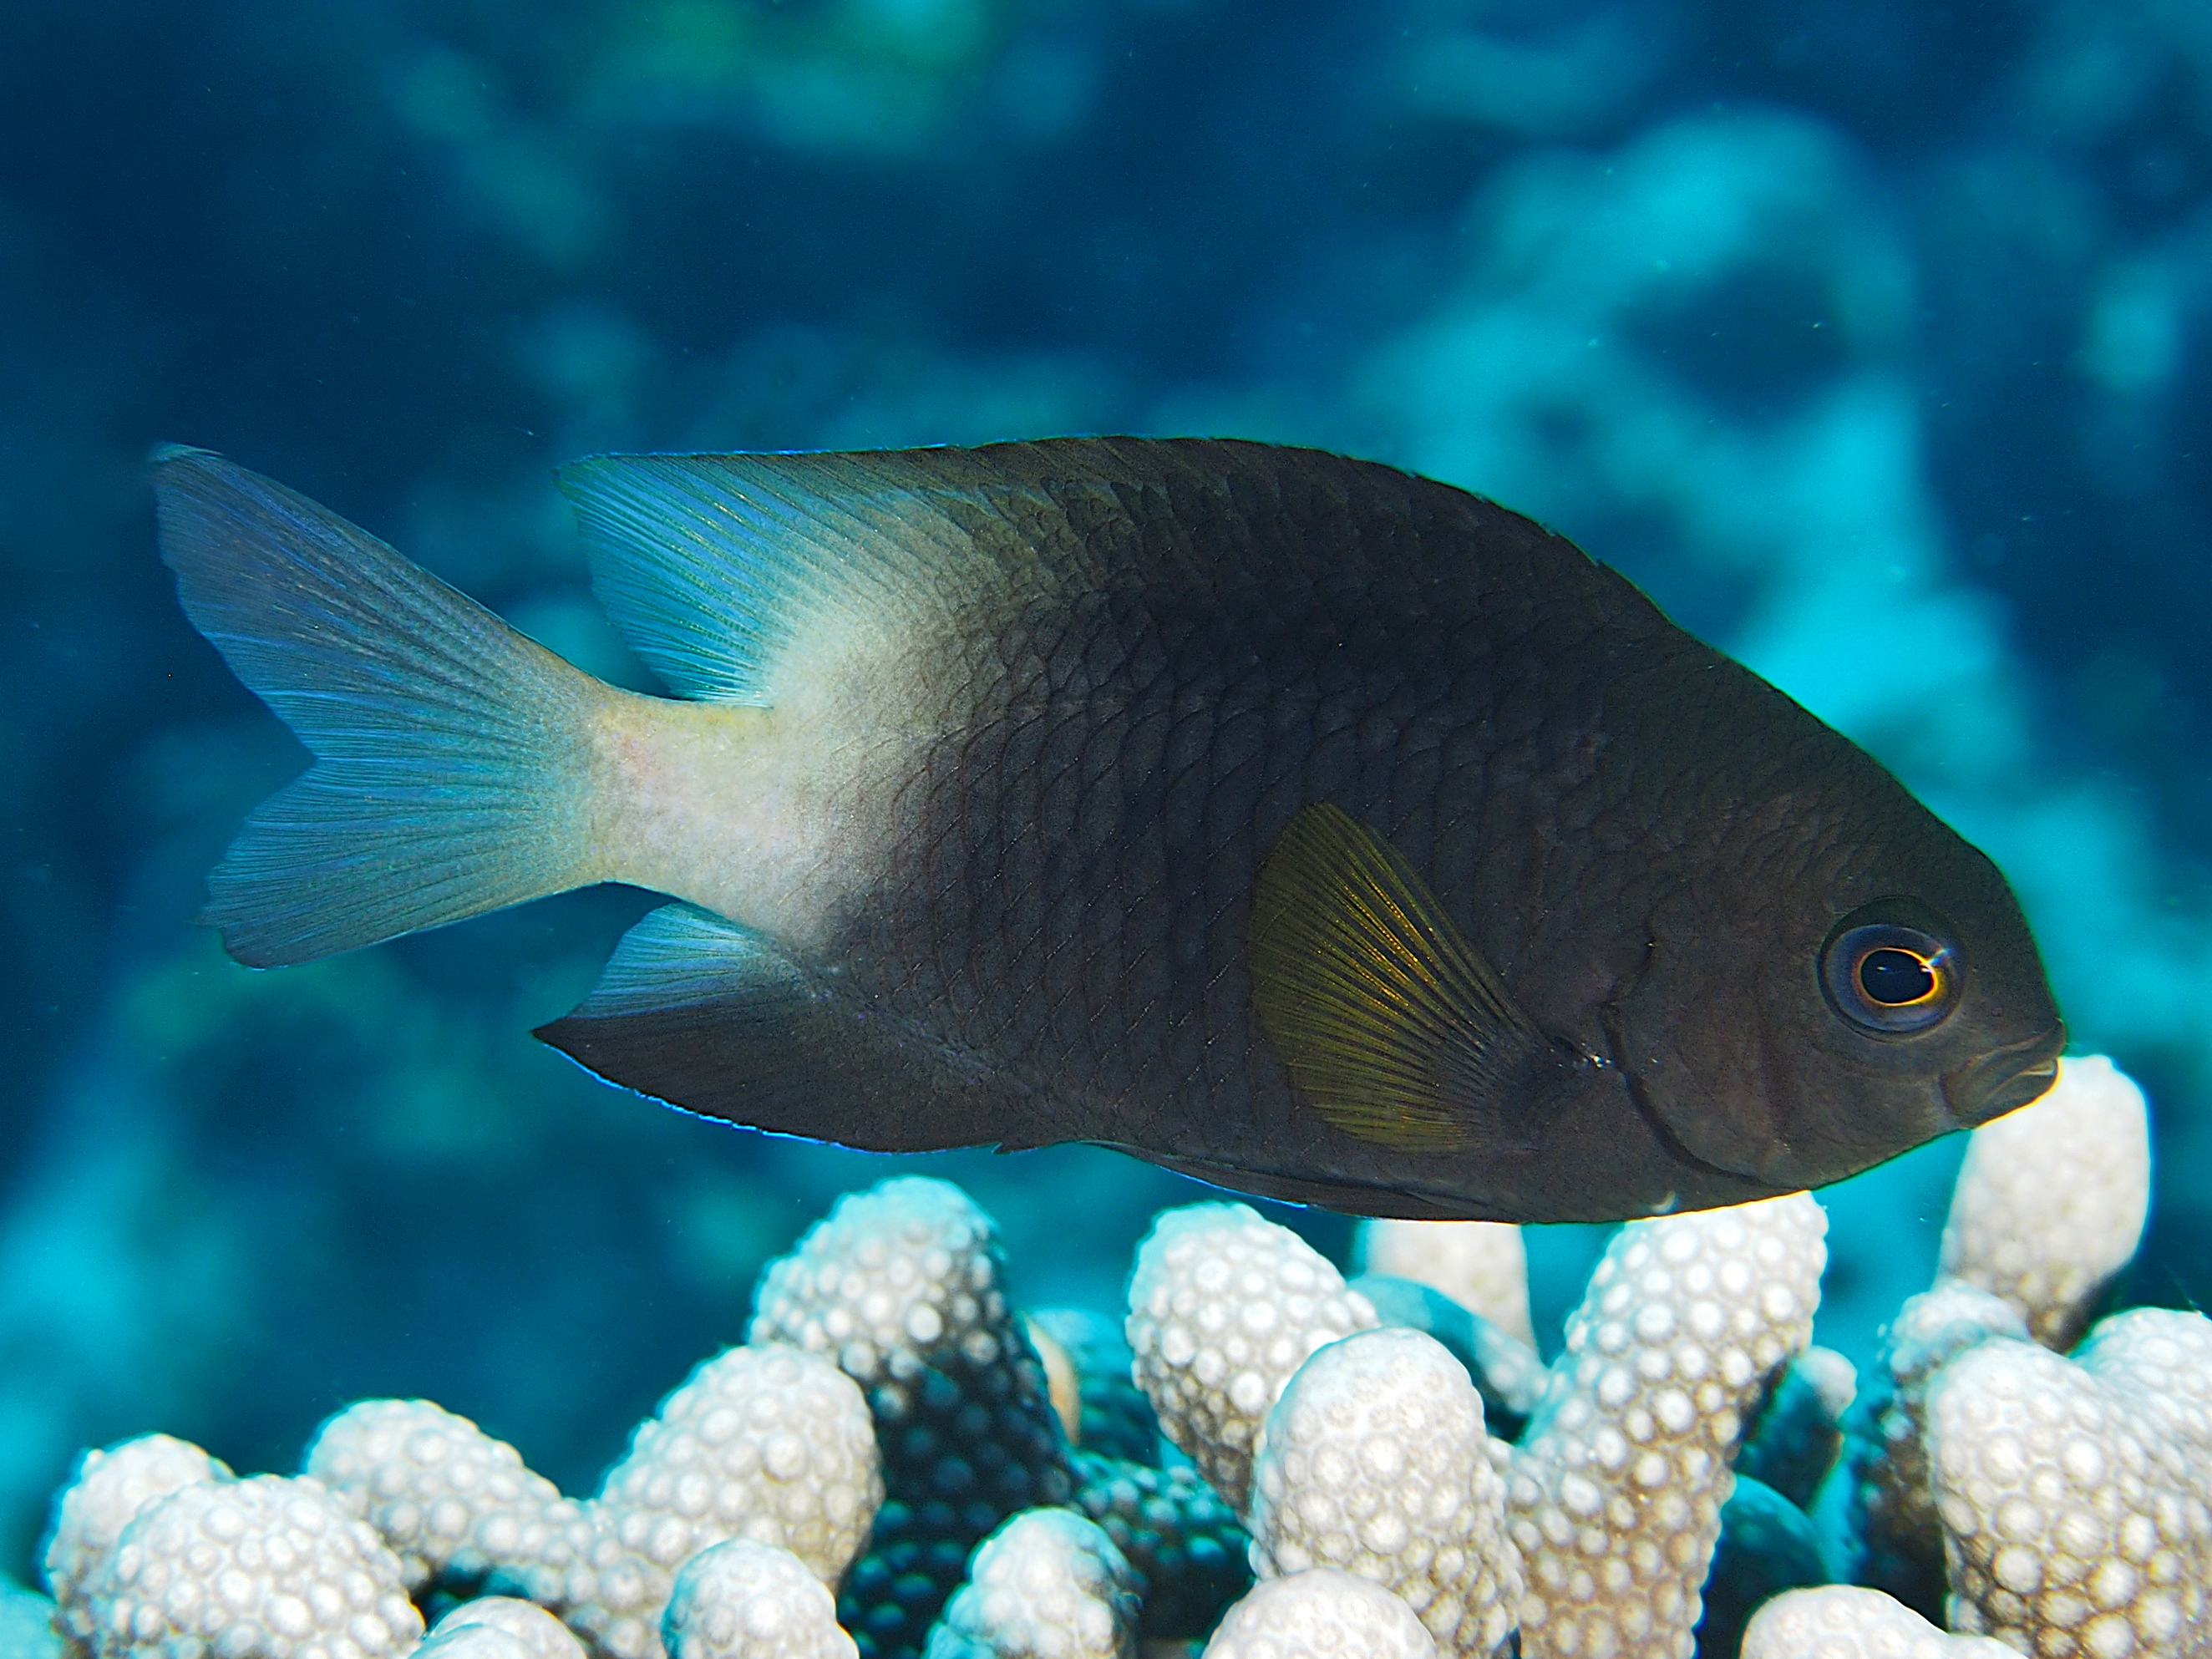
top-left (1819, 907), bottom-right (1960, 1036)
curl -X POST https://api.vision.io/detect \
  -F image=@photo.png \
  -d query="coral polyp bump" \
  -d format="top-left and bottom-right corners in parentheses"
top-left (15, 1055), bottom-right (2203, 1659)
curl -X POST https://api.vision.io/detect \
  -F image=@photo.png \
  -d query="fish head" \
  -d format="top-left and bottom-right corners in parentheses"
top-left (1607, 786), bottom-right (2064, 1194)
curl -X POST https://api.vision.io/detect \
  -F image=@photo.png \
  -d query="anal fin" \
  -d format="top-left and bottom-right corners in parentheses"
top-left (537, 904), bottom-right (1044, 1154)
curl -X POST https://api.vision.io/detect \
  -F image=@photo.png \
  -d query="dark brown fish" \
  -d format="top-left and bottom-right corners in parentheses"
top-left (153, 438), bottom-right (2064, 1222)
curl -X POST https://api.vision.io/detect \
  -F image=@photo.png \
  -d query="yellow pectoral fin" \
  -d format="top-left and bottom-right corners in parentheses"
top-left (1247, 802), bottom-right (1541, 1150)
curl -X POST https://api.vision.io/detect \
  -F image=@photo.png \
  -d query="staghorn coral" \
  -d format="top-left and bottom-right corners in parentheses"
top-left (1343, 1275), bottom-right (1545, 1440)
top-left (918, 1510), bottom-right (1137, 1659)
top-left (297, 1346), bottom-right (880, 1659)
top-left (1247, 1327), bottom-right (1519, 1657)
top-left (1124, 1204), bottom-right (1377, 1516)
top-left (1925, 1311), bottom-right (2212, 1656)
top-left (304, 1403), bottom-right (562, 1594)
top-left (421, 1600), bottom-right (586, 1659)
top-left (1352, 1220), bottom-right (1535, 1351)
top-left (1505, 1193), bottom-right (1827, 1659)
top-left (661, 1542), bottom-right (854, 1659)
top-left (747, 1179), bottom-right (1071, 1659)
top-left (596, 1346), bottom-right (882, 1593)
top-left (1936, 1055), bottom-right (2152, 1352)
top-left (43, 1437), bottom-right (236, 1652)
top-left (1200, 1569), bottom-right (1438, 1659)
top-left (1067, 1453), bottom-right (1247, 1641)
top-left (1836, 1283), bottom-right (2032, 1617)
top-left (34, 1055), bottom-right (2212, 1659)
top-left (77, 1474), bottom-right (423, 1659)
top-left (1740, 1585), bottom-right (2015, 1659)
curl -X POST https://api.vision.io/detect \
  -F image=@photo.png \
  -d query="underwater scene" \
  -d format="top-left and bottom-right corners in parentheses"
top-left (6, 2), bottom-right (2212, 1655)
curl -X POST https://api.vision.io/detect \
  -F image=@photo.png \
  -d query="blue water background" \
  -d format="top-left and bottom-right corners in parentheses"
top-left (3, 0), bottom-right (2209, 1584)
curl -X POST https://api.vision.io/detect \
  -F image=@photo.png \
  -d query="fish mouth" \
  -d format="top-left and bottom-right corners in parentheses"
top-left (1943, 1022), bottom-right (2066, 1127)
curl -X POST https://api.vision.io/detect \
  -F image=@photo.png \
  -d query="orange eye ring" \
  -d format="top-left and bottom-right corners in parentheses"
top-left (1821, 916), bottom-right (1960, 1035)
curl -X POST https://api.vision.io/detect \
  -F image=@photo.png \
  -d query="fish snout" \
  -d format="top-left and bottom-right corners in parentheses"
top-left (1943, 1022), bottom-right (2066, 1128)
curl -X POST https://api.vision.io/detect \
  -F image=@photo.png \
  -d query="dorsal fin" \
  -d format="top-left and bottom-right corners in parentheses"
top-left (1247, 802), bottom-right (1544, 1150)
top-left (556, 449), bottom-right (1033, 703)
top-left (555, 439), bottom-right (1589, 706)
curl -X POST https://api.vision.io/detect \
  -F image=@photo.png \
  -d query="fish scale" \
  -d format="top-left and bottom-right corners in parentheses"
top-left (152, 437), bottom-right (2064, 1224)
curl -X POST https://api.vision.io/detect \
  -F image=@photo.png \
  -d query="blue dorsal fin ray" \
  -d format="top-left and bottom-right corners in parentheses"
top-left (556, 449), bottom-right (1036, 704)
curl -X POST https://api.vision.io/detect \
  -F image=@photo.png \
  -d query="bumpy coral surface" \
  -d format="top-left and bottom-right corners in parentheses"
top-left (305, 1402), bottom-right (561, 1592)
top-left (86, 1474), bottom-right (421, 1659)
top-left (1249, 1327), bottom-right (1519, 1656)
top-left (1840, 1282), bottom-right (2033, 1616)
top-left (748, 1179), bottom-right (1069, 1659)
top-left (1068, 1451), bottom-right (1248, 1640)
top-left (33, 1059), bottom-right (2203, 1659)
top-left (300, 1342), bottom-right (882, 1659)
top-left (1199, 1568), bottom-right (1438, 1659)
top-left (43, 1437), bottom-right (236, 1651)
top-left (1937, 1054), bottom-right (2152, 1351)
top-left (920, 1510), bottom-right (1138, 1659)
top-left (1124, 1204), bottom-right (1377, 1515)
top-left (422, 1599), bottom-right (587, 1659)
top-left (1740, 1585), bottom-right (2017, 1659)
top-left (662, 1541), bottom-right (855, 1659)
top-left (1926, 1312), bottom-right (2212, 1657)
top-left (599, 1346), bottom-right (882, 1589)
top-left (1506, 1193), bottom-right (1826, 1659)
top-left (1353, 1220), bottom-right (1535, 1350)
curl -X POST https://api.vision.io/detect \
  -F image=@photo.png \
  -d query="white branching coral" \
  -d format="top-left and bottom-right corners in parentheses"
top-left (459, 1347), bottom-right (879, 1659)
top-left (1926, 1309), bottom-right (2212, 1656)
top-left (1124, 1204), bottom-right (1377, 1515)
top-left (1840, 1281), bottom-right (2032, 1612)
top-left (1505, 1193), bottom-right (1826, 1659)
top-left (1741, 1585), bottom-right (2016, 1659)
top-left (85, 1474), bottom-right (422, 1659)
top-left (1352, 1220), bottom-right (1535, 1350)
top-left (1937, 1054), bottom-right (2152, 1351)
top-left (747, 1177), bottom-right (1013, 1412)
top-left (921, 1510), bottom-right (1139, 1659)
top-left (422, 1600), bottom-right (587, 1659)
top-left (662, 1541), bottom-right (855, 1659)
top-left (43, 1436), bottom-right (235, 1652)
top-left (1249, 1328), bottom-right (1519, 1656)
top-left (1200, 1568), bottom-right (1438, 1659)
top-left (32, 1055), bottom-right (2199, 1659)
top-left (598, 1345), bottom-right (882, 1590)
top-left (305, 1402), bottom-right (561, 1592)
top-left (299, 1345), bottom-right (879, 1659)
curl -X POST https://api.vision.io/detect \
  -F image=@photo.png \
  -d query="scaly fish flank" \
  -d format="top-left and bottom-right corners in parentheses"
top-left (153, 439), bottom-right (2065, 1222)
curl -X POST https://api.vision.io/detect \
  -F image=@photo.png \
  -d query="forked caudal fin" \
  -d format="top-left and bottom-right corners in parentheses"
top-left (154, 447), bottom-right (614, 966)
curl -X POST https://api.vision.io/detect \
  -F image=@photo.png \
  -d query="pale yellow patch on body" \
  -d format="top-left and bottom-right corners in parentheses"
top-left (578, 602), bottom-right (941, 956)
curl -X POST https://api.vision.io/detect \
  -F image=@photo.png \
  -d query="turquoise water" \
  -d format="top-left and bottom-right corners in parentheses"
top-left (3, 0), bottom-right (2208, 1585)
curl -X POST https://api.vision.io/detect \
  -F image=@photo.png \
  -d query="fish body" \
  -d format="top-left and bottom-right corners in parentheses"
top-left (154, 439), bottom-right (2062, 1222)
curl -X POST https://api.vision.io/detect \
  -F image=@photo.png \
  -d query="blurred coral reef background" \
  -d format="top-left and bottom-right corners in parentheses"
top-left (4, 0), bottom-right (2212, 1590)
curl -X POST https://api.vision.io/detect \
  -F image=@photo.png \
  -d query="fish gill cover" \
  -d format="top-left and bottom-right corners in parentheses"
top-left (0, 0), bottom-right (2209, 1620)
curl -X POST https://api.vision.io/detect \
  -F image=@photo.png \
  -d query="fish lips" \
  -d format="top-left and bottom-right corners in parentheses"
top-left (1942, 1021), bottom-right (2066, 1128)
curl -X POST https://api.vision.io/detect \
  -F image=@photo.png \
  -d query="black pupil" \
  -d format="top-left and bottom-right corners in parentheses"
top-left (1859, 947), bottom-right (1935, 1006)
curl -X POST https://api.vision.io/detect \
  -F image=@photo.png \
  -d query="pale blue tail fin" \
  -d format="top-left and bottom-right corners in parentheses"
top-left (155, 448), bottom-right (608, 966)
